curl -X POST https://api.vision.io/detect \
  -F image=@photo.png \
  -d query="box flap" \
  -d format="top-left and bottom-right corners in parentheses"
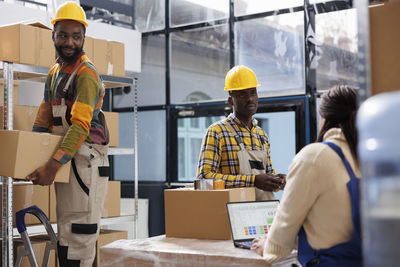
top-left (25, 21), bottom-right (52, 30)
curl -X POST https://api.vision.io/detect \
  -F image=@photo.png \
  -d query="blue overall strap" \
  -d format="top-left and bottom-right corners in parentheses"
top-left (322, 141), bottom-right (361, 238)
top-left (297, 141), bottom-right (362, 267)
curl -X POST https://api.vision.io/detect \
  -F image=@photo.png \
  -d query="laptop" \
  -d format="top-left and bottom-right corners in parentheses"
top-left (226, 200), bottom-right (279, 249)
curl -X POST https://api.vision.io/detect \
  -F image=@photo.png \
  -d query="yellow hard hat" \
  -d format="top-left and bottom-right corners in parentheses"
top-left (224, 65), bottom-right (260, 91)
top-left (51, 1), bottom-right (88, 28)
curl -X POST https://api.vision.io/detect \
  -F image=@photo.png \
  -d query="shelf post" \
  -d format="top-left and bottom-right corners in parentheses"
top-left (2, 61), bottom-right (14, 267)
top-left (133, 78), bottom-right (138, 239)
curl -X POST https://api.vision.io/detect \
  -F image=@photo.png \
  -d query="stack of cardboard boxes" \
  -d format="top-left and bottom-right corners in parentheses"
top-left (0, 22), bottom-right (125, 76)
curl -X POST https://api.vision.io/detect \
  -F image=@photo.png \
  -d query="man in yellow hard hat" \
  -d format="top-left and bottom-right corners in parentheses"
top-left (26, 2), bottom-right (109, 266)
top-left (196, 65), bottom-right (285, 200)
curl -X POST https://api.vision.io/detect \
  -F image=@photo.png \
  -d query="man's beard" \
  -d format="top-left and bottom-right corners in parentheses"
top-left (55, 44), bottom-right (83, 63)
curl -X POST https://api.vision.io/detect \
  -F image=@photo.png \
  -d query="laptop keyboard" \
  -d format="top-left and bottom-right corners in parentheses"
top-left (235, 240), bottom-right (253, 249)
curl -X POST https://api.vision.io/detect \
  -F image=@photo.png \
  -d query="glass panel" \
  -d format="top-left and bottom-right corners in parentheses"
top-left (170, 0), bottom-right (228, 27)
top-left (171, 25), bottom-right (230, 104)
top-left (235, 12), bottom-right (305, 96)
top-left (177, 111), bottom-right (296, 199)
top-left (178, 115), bottom-right (225, 181)
top-left (234, 0), bottom-right (303, 16)
top-left (135, 0), bottom-right (165, 32)
top-left (254, 111), bottom-right (296, 200)
top-left (315, 9), bottom-right (358, 92)
top-left (113, 35), bottom-right (165, 108)
top-left (316, 95), bottom-right (321, 137)
top-left (309, 0), bottom-right (335, 3)
top-left (114, 110), bottom-right (166, 181)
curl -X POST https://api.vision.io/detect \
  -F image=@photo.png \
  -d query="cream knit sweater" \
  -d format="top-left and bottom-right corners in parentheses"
top-left (263, 128), bottom-right (361, 263)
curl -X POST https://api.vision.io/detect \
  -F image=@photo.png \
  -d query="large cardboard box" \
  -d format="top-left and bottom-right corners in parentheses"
top-left (164, 187), bottom-right (256, 240)
top-left (0, 23), bottom-right (54, 68)
top-left (0, 130), bottom-right (70, 182)
top-left (103, 112), bottom-right (118, 147)
top-left (0, 183), bottom-right (49, 226)
top-left (370, 1), bottom-right (400, 95)
top-left (93, 229), bottom-right (128, 267)
top-left (101, 181), bottom-right (121, 218)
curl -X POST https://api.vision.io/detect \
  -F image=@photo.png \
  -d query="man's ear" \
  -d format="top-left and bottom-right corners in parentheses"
top-left (228, 95), bottom-right (233, 106)
top-left (52, 31), bottom-right (55, 42)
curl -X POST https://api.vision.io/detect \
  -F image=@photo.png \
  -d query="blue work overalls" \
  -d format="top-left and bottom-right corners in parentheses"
top-left (297, 142), bottom-right (362, 267)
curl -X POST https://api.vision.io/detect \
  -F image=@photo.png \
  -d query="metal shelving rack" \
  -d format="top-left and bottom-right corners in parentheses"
top-left (0, 61), bottom-right (138, 266)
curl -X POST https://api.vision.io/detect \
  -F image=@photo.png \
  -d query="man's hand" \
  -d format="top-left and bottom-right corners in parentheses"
top-left (26, 159), bottom-right (61, 186)
top-left (251, 236), bottom-right (267, 256)
top-left (254, 174), bottom-right (282, 191)
top-left (276, 173), bottom-right (286, 190)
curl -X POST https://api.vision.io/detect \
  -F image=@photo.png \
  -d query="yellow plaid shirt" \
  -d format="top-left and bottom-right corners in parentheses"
top-left (196, 113), bottom-right (275, 188)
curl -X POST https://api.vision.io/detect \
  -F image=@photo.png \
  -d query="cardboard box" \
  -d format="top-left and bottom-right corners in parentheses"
top-left (107, 41), bottom-right (125, 77)
top-left (0, 80), bottom-right (19, 106)
top-left (92, 38), bottom-right (125, 77)
top-left (83, 36), bottom-right (94, 62)
top-left (0, 23), bottom-right (54, 68)
top-left (370, 1), bottom-right (400, 95)
top-left (101, 181), bottom-right (121, 218)
top-left (0, 183), bottom-right (49, 226)
top-left (13, 105), bottom-right (39, 131)
top-left (0, 130), bottom-right (70, 182)
top-left (164, 187), bottom-right (256, 240)
top-left (103, 112), bottom-right (119, 147)
top-left (0, 236), bottom-right (56, 267)
top-left (14, 236), bottom-right (56, 267)
top-left (93, 229), bottom-right (128, 267)
top-left (0, 105), bottom-right (37, 130)
top-left (93, 38), bottom-right (108, 76)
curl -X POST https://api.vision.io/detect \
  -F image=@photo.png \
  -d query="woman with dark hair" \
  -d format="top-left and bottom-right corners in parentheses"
top-left (251, 85), bottom-right (362, 266)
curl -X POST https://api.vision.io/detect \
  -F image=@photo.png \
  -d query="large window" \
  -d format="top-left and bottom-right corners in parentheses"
top-left (113, 34), bottom-right (166, 108)
top-left (175, 96), bottom-right (305, 184)
top-left (235, 12), bottom-right (305, 96)
top-left (170, 25), bottom-right (230, 104)
top-left (120, 0), bottom-right (355, 187)
top-left (234, 0), bottom-right (303, 16)
top-left (315, 9), bottom-right (358, 92)
top-left (178, 115), bottom-right (224, 181)
top-left (170, 0), bottom-right (228, 27)
top-left (135, 0), bottom-right (165, 32)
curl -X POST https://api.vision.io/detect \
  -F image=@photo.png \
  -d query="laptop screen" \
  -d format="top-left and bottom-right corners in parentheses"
top-left (227, 200), bottom-right (279, 241)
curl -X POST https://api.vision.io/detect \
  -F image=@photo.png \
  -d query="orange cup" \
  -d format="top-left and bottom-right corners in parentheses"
top-left (213, 179), bottom-right (225, 190)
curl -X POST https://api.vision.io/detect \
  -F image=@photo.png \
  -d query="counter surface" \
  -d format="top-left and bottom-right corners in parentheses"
top-left (99, 235), bottom-right (299, 267)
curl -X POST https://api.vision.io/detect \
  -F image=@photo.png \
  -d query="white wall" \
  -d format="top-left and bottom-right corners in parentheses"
top-left (0, 2), bottom-right (141, 73)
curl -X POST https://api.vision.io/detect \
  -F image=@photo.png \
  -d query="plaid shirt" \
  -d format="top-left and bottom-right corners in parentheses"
top-left (196, 113), bottom-right (275, 188)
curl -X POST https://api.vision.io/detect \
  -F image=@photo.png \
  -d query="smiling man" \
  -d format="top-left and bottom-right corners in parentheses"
top-left (196, 65), bottom-right (286, 200)
top-left (27, 2), bottom-right (109, 266)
